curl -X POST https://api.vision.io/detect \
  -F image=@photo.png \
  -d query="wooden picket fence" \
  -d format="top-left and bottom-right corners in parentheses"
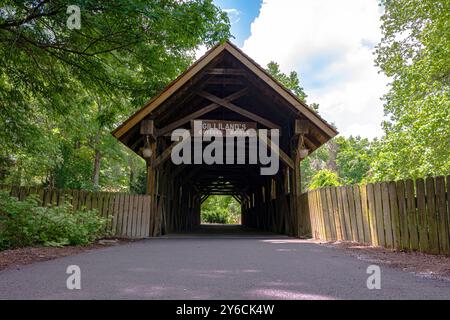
top-left (303, 175), bottom-right (450, 255)
top-left (0, 185), bottom-right (154, 239)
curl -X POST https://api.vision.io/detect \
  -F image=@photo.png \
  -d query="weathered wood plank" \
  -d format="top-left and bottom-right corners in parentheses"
top-left (425, 177), bottom-right (440, 254)
top-left (318, 190), bottom-right (327, 240)
top-left (110, 193), bottom-right (119, 235)
top-left (128, 195), bottom-right (136, 237)
top-left (341, 187), bottom-right (353, 241)
top-left (352, 185), bottom-right (365, 243)
top-left (92, 192), bottom-right (99, 216)
top-left (346, 186), bottom-right (358, 242)
top-left (336, 187), bottom-right (349, 240)
top-left (396, 180), bottom-right (410, 250)
top-left (366, 183), bottom-right (378, 246)
top-left (388, 181), bottom-right (401, 249)
top-left (415, 178), bottom-right (428, 252)
top-left (447, 175), bottom-right (450, 253)
top-left (116, 193), bottom-right (126, 236)
top-left (308, 192), bottom-right (318, 239)
top-left (136, 195), bottom-right (144, 238)
top-left (330, 187), bottom-right (343, 240)
top-left (324, 188), bottom-right (336, 240)
top-left (381, 182), bottom-right (394, 248)
top-left (313, 190), bottom-right (324, 239)
top-left (374, 183), bottom-right (385, 247)
top-left (435, 176), bottom-right (449, 254)
top-left (142, 195), bottom-right (150, 237)
top-left (405, 179), bottom-right (420, 250)
top-left (131, 195), bottom-right (139, 238)
top-left (124, 194), bottom-right (133, 237)
top-left (359, 185), bottom-right (371, 244)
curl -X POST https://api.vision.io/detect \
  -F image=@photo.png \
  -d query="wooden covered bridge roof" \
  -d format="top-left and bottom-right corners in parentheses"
top-left (113, 40), bottom-right (337, 151)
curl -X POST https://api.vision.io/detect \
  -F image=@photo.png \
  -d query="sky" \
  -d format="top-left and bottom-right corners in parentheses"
top-left (210, 0), bottom-right (389, 139)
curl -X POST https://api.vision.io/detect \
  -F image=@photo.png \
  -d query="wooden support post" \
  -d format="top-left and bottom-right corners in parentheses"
top-left (146, 140), bottom-right (158, 236)
top-left (291, 121), bottom-right (305, 238)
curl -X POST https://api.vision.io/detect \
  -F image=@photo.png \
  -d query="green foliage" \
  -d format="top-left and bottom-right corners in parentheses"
top-left (335, 136), bottom-right (373, 184)
top-left (266, 61), bottom-right (328, 189)
top-left (201, 196), bottom-right (240, 224)
top-left (266, 61), bottom-right (308, 102)
top-left (308, 169), bottom-right (341, 190)
top-left (130, 167), bottom-right (147, 195)
top-left (0, 1), bottom-right (231, 191)
top-left (373, 0), bottom-right (450, 180)
top-left (0, 191), bottom-right (109, 250)
top-left (201, 210), bottom-right (230, 224)
top-left (301, 143), bottom-right (330, 191)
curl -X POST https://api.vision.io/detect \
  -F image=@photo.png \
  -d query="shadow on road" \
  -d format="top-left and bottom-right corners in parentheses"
top-left (163, 224), bottom-right (290, 239)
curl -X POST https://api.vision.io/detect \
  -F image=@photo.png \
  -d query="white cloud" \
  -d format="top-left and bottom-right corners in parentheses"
top-left (195, 44), bottom-right (208, 60)
top-left (242, 0), bottom-right (389, 139)
top-left (223, 8), bottom-right (241, 25)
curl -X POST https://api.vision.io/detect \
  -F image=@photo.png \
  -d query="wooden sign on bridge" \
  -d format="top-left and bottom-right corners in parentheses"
top-left (192, 120), bottom-right (257, 137)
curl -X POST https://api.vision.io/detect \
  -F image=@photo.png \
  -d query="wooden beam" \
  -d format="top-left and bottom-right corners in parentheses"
top-left (156, 88), bottom-right (248, 137)
top-left (291, 136), bottom-right (303, 238)
top-left (130, 135), bottom-right (144, 151)
top-left (206, 68), bottom-right (247, 76)
top-left (198, 91), bottom-right (281, 130)
top-left (206, 78), bottom-right (245, 85)
top-left (232, 195), bottom-right (242, 205)
top-left (201, 194), bottom-right (210, 204)
top-left (304, 136), bottom-right (319, 150)
top-left (152, 139), bottom-right (183, 169)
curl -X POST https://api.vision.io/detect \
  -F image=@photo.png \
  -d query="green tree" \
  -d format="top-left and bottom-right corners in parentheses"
top-left (301, 144), bottom-right (330, 191)
top-left (201, 196), bottom-right (241, 224)
top-left (266, 61), bottom-right (308, 102)
top-left (266, 61), bottom-right (327, 190)
top-left (0, 1), bottom-right (231, 190)
top-left (373, 0), bottom-right (450, 180)
top-left (335, 136), bottom-right (373, 184)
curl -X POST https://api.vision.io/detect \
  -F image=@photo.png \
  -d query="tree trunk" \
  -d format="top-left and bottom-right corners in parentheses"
top-left (129, 158), bottom-right (135, 191)
top-left (93, 148), bottom-right (101, 189)
top-left (93, 98), bottom-right (102, 189)
top-left (327, 140), bottom-right (338, 172)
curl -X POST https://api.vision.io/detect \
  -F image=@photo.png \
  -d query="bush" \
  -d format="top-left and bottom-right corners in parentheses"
top-left (0, 191), bottom-right (109, 250)
top-left (201, 196), bottom-right (241, 224)
top-left (308, 169), bottom-right (342, 190)
top-left (201, 208), bottom-right (230, 224)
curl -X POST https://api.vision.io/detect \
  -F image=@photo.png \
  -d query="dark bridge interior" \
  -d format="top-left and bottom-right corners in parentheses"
top-left (113, 41), bottom-right (337, 237)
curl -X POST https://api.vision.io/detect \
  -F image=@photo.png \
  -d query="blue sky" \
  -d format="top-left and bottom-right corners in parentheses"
top-left (214, 0), bottom-right (262, 47)
top-left (212, 0), bottom-right (388, 139)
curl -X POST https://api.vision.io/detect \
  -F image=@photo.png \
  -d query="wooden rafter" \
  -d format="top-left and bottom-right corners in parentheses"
top-left (206, 68), bottom-right (247, 76)
top-left (152, 138), bottom-right (184, 168)
top-left (198, 91), bottom-right (281, 130)
top-left (257, 131), bottom-right (294, 169)
top-left (156, 88), bottom-right (248, 137)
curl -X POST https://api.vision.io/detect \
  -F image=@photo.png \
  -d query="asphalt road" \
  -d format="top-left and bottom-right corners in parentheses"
top-left (1, 226), bottom-right (449, 300)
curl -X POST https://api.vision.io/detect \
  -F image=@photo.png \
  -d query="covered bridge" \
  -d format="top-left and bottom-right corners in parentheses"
top-left (112, 41), bottom-right (337, 237)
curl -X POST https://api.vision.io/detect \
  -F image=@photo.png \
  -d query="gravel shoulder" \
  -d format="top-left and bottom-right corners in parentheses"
top-left (0, 239), bottom-right (130, 271)
top-left (321, 241), bottom-right (450, 281)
